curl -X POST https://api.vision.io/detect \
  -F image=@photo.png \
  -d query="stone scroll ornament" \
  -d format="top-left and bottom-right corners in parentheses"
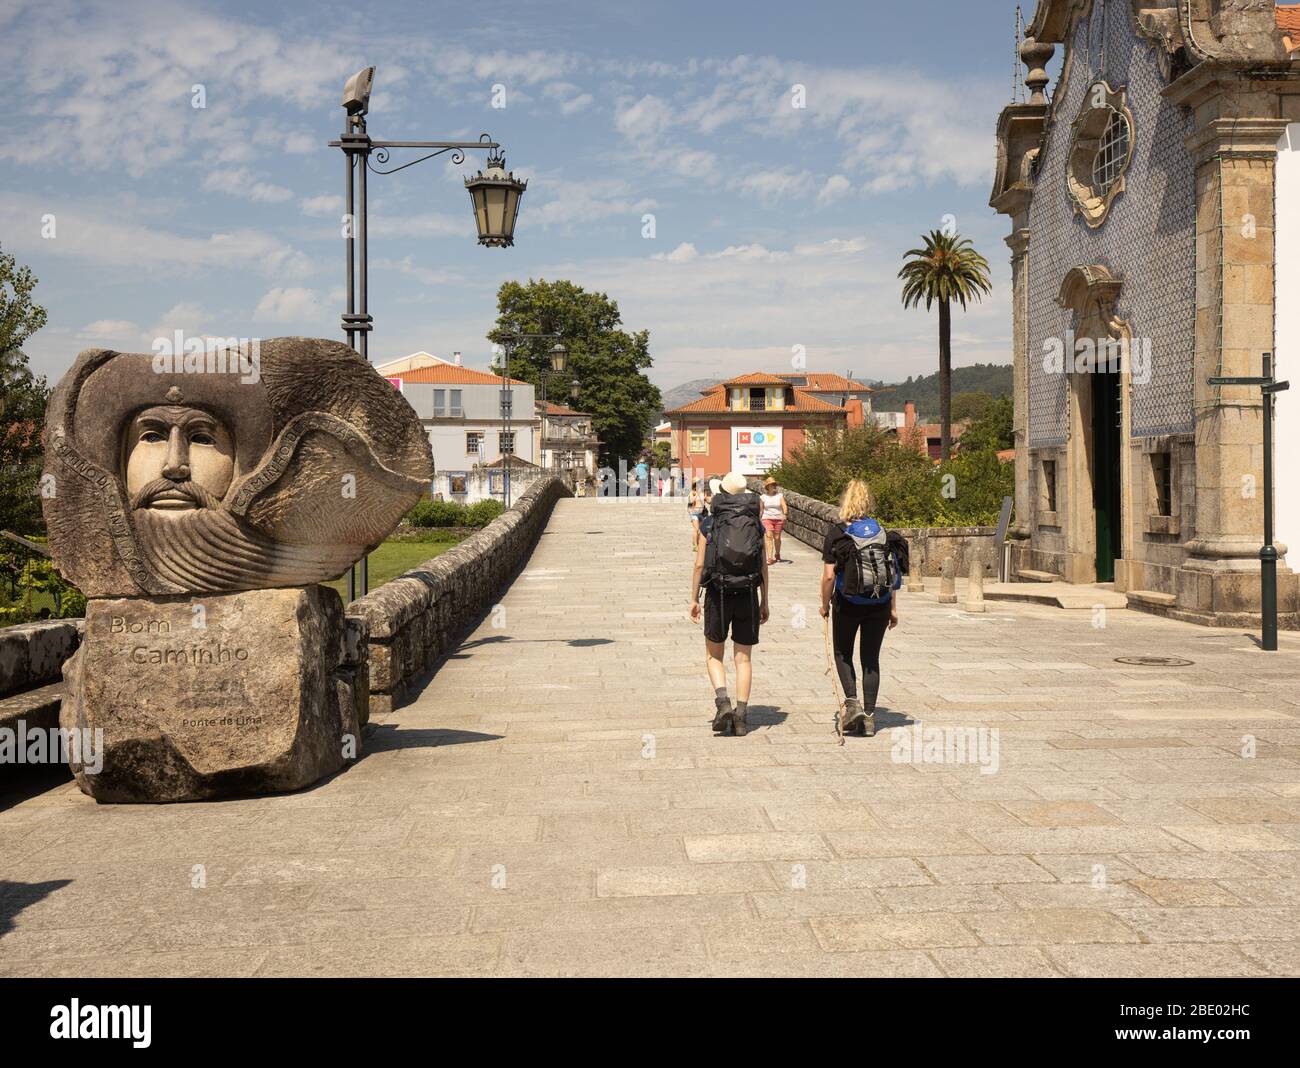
top-left (42, 337), bottom-right (433, 802)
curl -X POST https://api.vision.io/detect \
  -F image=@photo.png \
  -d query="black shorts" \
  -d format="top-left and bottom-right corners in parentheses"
top-left (703, 585), bottom-right (760, 646)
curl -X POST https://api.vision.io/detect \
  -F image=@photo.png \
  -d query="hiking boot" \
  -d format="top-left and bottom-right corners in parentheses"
top-left (732, 708), bottom-right (748, 737)
top-left (858, 711), bottom-right (876, 738)
top-left (712, 697), bottom-right (733, 733)
top-left (840, 698), bottom-right (864, 736)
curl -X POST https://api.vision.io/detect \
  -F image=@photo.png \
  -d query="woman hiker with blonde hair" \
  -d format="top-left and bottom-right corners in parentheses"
top-left (819, 478), bottom-right (901, 737)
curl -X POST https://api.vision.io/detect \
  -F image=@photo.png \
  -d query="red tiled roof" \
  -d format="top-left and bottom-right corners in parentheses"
top-left (481, 456), bottom-right (540, 469)
top-left (539, 401), bottom-right (588, 416)
top-left (721, 372), bottom-right (791, 387)
top-left (1279, 5), bottom-right (1300, 50)
top-left (776, 372), bottom-right (874, 393)
top-left (392, 365), bottom-right (528, 386)
top-left (666, 381), bottom-right (847, 415)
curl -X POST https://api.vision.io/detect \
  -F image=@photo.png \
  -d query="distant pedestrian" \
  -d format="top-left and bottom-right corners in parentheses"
top-left (760, 476), bottom-right (789, 564)
top-left (819, 479), bottom-right (901, 737)
top-left (689, 471), bottom-right (768, 736)
top-left (687, 479), bottom-right (707, 551)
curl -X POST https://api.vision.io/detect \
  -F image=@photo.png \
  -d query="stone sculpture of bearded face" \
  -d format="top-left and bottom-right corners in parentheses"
top-left (42, 337), bottom-right (434, 597)
top-left (124, 405), bottom-right (235, 514)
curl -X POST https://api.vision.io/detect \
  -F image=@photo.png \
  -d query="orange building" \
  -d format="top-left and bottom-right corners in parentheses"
top-left (666, 372), bottom-right (872, 477)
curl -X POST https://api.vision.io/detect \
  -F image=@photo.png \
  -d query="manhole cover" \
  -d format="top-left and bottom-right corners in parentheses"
top-left (1114, 656), bottom-right (1194, 667)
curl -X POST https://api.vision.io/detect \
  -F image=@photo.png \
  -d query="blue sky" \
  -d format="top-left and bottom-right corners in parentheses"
top-left (3, 0), bottom-right (1024, 391)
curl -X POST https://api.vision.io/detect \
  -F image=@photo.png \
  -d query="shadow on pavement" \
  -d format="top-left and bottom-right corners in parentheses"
top-left (0, 878), bottom-right (71, 937)
top-left (362, 725), bottom-right (503, 753)
top-left (0, 764), bottom-right (73, 814)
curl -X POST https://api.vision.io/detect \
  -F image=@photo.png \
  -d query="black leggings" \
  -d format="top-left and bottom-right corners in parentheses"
top-left (831, 603), bottom-right (890, 711)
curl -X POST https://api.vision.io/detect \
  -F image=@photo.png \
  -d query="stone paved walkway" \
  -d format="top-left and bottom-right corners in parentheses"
top-left (3, 497), bottom-right (1300, 976)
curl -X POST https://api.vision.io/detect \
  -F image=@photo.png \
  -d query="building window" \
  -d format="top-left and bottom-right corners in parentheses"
top-left (749, 387), bottom-right (767, 412)
top-left (1151, 452), bottom-right (1173, 517)
top-left (1092, 110), bottom-right (1131, 194)
top-left (499, 431), bottom-right (515, 455)
top-left (466, 431), bottom-right (482, 456)
top-left (1043, 459), bottom-right (1058, 513)
top-left (1066, 83), bottom-right (1134, 228)
top-left (449, 389), bottom-right (463, 417)
top-left (688, 429), bottom-right (707, 453)
top-left (432, 389), bottom-right (446, 416)
top-left (447, 473), bottom-right (467, 495)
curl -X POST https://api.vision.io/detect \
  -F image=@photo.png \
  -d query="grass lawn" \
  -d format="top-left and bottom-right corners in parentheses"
top-left (325, 537), bottom-right (463, 598)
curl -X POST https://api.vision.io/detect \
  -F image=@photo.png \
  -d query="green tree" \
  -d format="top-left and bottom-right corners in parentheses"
top-left (1, 244), bottom-right (51, 535)
top-left (899, 230), bottom-right (992, 461)
top-left (960, 393), bottom-right (1014, 454)
top-left (767, 422), bottom-right (1012, 527)
top-left (488, 279), bottom-right (660, 466)
top-left (950, 391), bottom-right (993, 423)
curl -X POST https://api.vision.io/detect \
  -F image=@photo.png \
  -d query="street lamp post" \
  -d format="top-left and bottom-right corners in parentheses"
top-left (1208, 351), bottom-right (1291, 651)
top-left (496, 334), bottom-right (565, 505)
top-left (330, 65), bottom-right (527, 597)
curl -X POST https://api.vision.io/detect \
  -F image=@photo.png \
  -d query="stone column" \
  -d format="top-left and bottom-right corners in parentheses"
top-left (1008, 227), bottom-right (1034, 543)
top-left (1176, 81), bottom-right (1298, 623)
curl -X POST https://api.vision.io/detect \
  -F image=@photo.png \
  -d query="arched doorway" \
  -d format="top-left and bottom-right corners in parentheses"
top-left (1058, 265), bottom-right (1132, 584)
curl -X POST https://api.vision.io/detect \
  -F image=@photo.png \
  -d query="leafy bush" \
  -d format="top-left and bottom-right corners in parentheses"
top-left (767, 424), bottom-right (1013, 527)
top-left (407, 499), bottom-right (466, 528)
top-left (464, 500), bottom-right (505, 527)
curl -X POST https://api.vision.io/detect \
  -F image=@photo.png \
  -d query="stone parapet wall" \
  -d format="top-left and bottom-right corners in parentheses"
top-left (347, 476), bottom-right (571, 715)
top-left (763, 483), bottom-right (999, 577)
top-left (0, 620), bottom-right (83, 699)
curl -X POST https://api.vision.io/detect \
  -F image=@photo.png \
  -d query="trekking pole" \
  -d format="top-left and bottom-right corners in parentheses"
top-left (823, 613), bottom-right (846, 747)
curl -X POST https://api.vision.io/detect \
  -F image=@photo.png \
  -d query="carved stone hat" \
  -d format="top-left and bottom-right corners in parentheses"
top-left (43, 337), bottom-right (434, 597)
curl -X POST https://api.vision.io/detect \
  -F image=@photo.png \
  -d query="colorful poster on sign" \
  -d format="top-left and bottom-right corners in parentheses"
top-left (731, 427), bottom-right (783, 474)
top-left (384, 376), bottom-right (404, 393)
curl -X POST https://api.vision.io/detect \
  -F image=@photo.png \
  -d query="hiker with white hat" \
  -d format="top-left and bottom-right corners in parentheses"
top-left (688, 471), bottom-right (769, 736)
top-left (760, 475), bottom-right (789, 564)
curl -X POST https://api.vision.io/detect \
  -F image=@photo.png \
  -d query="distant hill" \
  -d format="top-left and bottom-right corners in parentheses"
top-left (870, 363), bottom-right (1012, 420)
top-left (659, 378), bottom-right (718, 414)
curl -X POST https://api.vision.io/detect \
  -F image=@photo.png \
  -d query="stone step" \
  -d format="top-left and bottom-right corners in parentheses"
top-left (1126, 589), bottom-right (1177, 609)
top-left (0, 680), bottom-right (64, 736)
top-left (1016, 569), bottom-right (1059, 583)
top-left (984, 582), bottom-right (1128, 610)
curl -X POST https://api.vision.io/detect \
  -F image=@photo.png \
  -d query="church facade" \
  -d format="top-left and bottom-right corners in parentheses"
top-left (991, 0), bottom-right (1300, 627)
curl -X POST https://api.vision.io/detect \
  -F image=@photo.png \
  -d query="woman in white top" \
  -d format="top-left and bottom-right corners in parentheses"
top-left (759, 476), bottom-right (789, 563)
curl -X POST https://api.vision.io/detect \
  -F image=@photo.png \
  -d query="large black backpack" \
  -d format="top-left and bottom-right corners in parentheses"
top-left (702, 492), bottom-right (764, 591)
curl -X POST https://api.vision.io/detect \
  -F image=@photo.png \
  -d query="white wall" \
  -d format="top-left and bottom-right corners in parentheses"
top-left (1277, 125), bottom-right (1299, 559)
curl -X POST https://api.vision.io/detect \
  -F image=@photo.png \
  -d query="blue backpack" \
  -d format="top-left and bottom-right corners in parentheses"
top-left (835, 518), bottom-right (901, 605)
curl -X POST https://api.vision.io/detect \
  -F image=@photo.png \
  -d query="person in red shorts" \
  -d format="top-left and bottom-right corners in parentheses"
top-left (759, 476), bottom-right (789, 564)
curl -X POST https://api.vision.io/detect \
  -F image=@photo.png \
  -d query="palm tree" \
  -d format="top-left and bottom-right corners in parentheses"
top-left (898, 230), bottom-right (992, 460)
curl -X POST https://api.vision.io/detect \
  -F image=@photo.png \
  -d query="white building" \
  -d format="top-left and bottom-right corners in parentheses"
top-left (378, 352), bottom-right (538, 504)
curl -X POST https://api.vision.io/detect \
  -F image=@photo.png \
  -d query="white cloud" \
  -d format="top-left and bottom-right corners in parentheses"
top-left (817, 174), bottom-right (852, 205)
top-left (202, 167), bottom-right (293, 203)
top-left (654, 242), bottom-right (698, 263)
top-left (301, 194), bottom-right (345, 217)
top-left (0, 192), bottom-right (314, 279)
top-left (75, 319), bottom-right (139, 341)
top-left (253, 287), bottom-right (323, 323)
top-left (731, 168), bottom-right (814, 203)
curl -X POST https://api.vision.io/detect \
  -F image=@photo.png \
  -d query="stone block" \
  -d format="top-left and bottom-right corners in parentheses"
top-left (61, 585), bottom-right (361, 802)
top-left (0, 620), bottom-right (83, 697)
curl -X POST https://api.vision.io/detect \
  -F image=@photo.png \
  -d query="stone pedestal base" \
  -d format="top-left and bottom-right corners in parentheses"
top-left (61, 586), bottom-right (366, 803)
